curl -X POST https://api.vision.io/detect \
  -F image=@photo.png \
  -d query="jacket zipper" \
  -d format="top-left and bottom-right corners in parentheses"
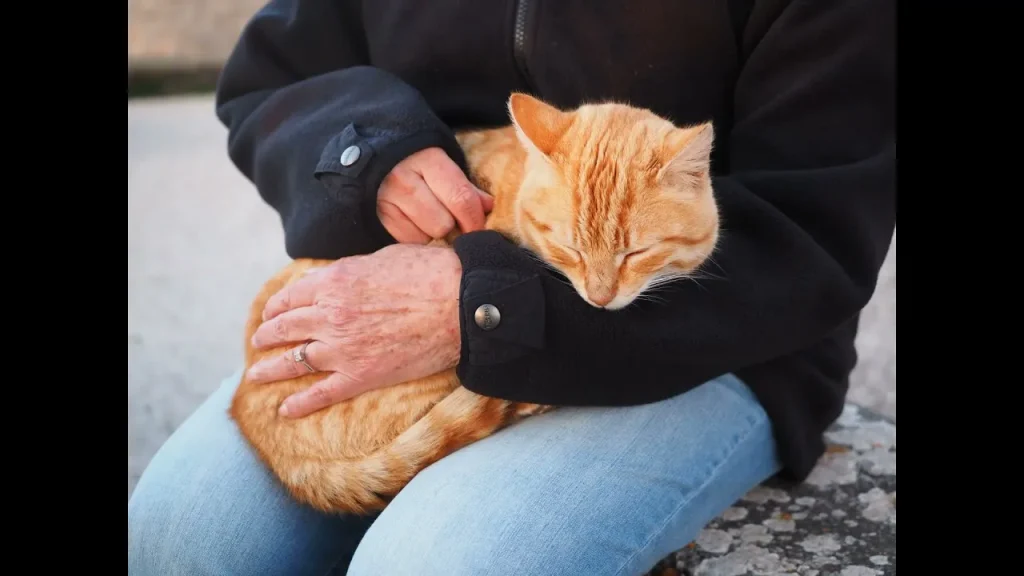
top-left (513, 0), bottom-right (535, 90)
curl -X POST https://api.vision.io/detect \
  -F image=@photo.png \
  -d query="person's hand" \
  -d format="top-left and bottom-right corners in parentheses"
top-left (377, 147), bottom-right (494, 243)
top-left (245, 243), bottom-right (463, 418)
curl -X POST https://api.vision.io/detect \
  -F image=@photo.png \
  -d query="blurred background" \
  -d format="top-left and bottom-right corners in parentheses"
top-left (127, 1), bottom-right (896, 498)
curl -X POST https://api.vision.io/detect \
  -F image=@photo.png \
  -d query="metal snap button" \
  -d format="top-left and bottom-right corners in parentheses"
top-left (340, 145), bottom-right (361, 166)
top-left (474, 304), bottom-right (501, 331)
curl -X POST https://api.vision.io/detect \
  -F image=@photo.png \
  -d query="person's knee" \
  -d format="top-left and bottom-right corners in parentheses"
top-left (346, 466), bottom-right (614, 576)
top-left (128, 370), bottom-right (374, 576)
top-left (347, 506), bottom-right (564, 576)
top-left (128, 375), bottom-right (243, 575)
top-left (127, 488), bottom-right (162, 574)
top-left (128, 484), bottom-right (220, 576)
top-left (127, 477), bottom-right (302, 576)
top-left (129, 467), bottom-right (370, 576)
top-left (126, 379), bottom-right (264, 575)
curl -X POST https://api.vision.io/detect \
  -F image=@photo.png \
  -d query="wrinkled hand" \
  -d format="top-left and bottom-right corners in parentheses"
top-left (246, 244), bottom-right (464, 418)
top-left (377, 147), bottom-right (493, 243)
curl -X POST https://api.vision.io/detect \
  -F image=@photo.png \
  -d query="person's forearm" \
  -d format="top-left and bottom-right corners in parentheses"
top-left (214, 0), bottom-right (465, 259)
top-left (450, 0), bottom-right (896, 406)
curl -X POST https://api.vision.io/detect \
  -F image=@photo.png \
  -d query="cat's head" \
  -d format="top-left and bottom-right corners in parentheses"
top-left (507, 93), bottom-right (720, 310)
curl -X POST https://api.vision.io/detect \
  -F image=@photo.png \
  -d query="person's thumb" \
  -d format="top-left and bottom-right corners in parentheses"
top-left (477, 189), bottom-right (494, 212)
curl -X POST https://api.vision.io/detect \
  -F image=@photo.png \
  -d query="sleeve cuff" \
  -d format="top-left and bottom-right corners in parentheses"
top-left (453, 230), bottom-right (548, 367)
top-left (314, 123), bottom-right (469, 248)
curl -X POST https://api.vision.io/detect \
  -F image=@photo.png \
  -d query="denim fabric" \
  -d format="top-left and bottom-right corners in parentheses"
top-left (128, 370), bottom-right (781, 576)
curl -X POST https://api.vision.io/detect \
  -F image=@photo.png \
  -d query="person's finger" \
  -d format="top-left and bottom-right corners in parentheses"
top-left (392, 178), bottom-right (456, 239)
top-left (300, 266), bottom-right (328, 278)
top-left (263, 273), bottom-right (321, 321)
top-left (250, 306), bottom-right (323, 349)
top-left (245, 340), bottom-right (330, 384)
top-left (420, 158), bottom-right (489, 233)
top-left (377, 200), bottom-right (432, 244)
top-left (279, 371), bottom-right (365, 418)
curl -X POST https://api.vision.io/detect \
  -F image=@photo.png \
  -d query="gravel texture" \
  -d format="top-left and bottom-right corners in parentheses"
top-left (128, 95), bottom-right (896, 546)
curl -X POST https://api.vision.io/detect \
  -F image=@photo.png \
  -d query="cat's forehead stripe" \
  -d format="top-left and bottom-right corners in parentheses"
top-left (568, 116), bottom-right (652, 250)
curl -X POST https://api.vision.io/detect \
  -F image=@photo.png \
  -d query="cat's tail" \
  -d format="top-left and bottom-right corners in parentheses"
top-left (282, 387), bottom-right (544, 516)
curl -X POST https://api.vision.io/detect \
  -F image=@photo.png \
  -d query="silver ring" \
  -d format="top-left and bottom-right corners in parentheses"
top-left (292, 341), bottom-right (315, 372)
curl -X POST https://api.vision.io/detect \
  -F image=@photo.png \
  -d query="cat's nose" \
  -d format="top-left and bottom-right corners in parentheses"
top-left (589, 290), bottom-right (614, 307)
top-left (585, 274), bottom-right (617, 307)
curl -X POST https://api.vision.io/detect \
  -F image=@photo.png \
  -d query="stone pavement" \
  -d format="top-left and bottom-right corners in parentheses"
top-left (645, 402), bottom-right (895, 576)
top-left (127, 95), bottom-right (896, 497)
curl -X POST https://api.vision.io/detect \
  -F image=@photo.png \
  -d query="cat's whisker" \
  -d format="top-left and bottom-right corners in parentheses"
top-left (684, 270), bottom-right (727, 284)
top-left (522, 251), bottom-right (579, 291)
top-left (634, 293), bottom-right (669, 305)
top-left (639, 271), bottom-right (719, 295)
top-left (646, 274), bottom-right (689, 289)
top-left (697, 255), bottom-right (727, 279)
top-left (686, 273), bottom-right (725, 282)
top-left (524, 251), bottom-right (570, 281)
top-left (683, 277), bottom-right (710, 293)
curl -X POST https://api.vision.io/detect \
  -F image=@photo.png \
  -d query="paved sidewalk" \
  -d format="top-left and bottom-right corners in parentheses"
top-left (127, 95), bottom-right (896, 497)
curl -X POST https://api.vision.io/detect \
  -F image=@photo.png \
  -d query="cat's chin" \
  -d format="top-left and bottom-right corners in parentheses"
top-left (579, 293), bottom-right (638, 311)
top-left (601, 295), bottom-right (640, 311)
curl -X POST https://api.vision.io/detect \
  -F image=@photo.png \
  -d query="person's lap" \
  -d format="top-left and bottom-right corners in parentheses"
top-left (128, 369), bottom-right (781, 576)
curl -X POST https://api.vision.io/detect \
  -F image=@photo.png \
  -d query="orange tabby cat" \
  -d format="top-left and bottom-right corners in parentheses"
top-left (229, 93), bottom-right (720, 515)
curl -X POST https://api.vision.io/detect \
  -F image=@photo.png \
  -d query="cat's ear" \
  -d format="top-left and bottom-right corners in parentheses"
top-left (508, 92), bottom-right (574, 158)
top-left (658, 122), bottom-right (714, 189)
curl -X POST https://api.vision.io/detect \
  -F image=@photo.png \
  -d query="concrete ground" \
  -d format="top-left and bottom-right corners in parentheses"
top-left (127, 95), bottom-right (896, 497)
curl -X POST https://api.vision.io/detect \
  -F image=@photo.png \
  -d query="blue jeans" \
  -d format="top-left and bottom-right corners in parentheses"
top-left (128, 370), bottom-right (781, 576)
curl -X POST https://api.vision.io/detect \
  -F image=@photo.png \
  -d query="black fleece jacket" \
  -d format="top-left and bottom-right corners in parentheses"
top-left (214, 0), bottom-right (896, 482)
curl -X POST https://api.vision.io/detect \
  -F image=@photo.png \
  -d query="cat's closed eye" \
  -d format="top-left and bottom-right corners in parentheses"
top-left (619, 247), bottom-right (651, 264)
top-left (549, 242), bottom-right (582, 262)
top-left (562, 245), bottom-right (582, 260)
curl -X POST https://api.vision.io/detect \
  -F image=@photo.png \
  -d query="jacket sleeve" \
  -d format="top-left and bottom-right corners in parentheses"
top-left (451, 0), bottom-right (896, 406)
top-left (214, 0), bottom-right (468, 259)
